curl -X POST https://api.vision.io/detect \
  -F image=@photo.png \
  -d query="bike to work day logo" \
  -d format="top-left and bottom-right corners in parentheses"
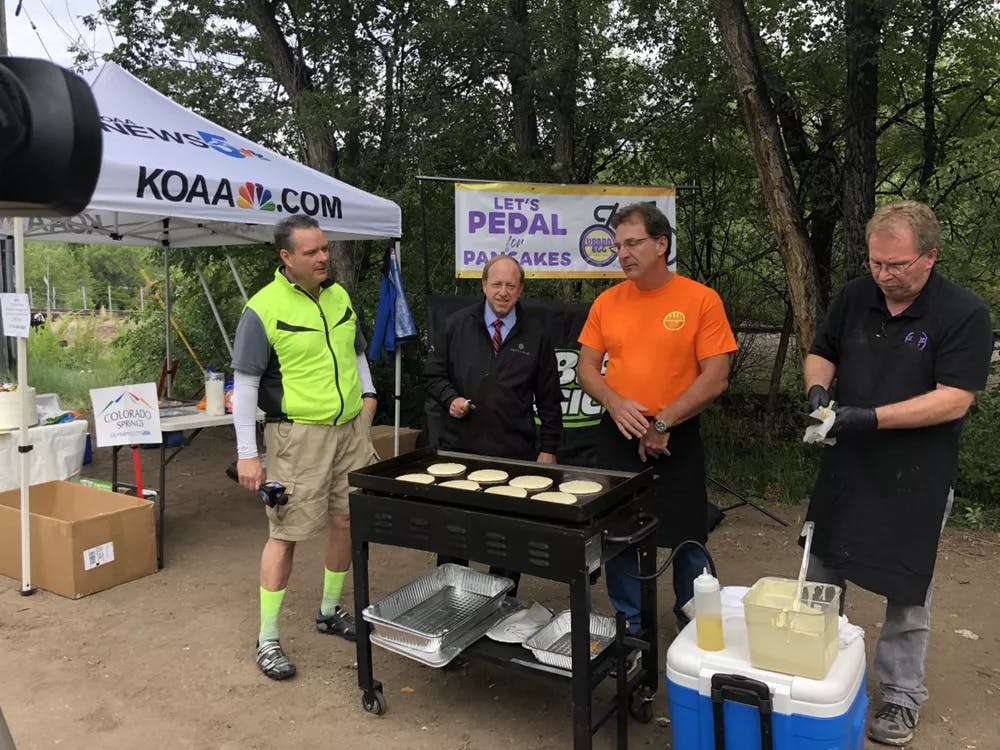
top-left (578, 203), bottom-right (621, 267)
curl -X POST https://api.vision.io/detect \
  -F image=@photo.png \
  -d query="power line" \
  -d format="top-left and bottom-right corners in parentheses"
top-left (93, 0), bottom-right (118, 52)
top-left (13, 1), bottom-right (55, 61)
top-left (37, 0), bottom-right (77, 47)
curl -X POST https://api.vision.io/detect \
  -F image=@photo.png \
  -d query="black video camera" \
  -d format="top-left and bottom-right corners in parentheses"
top-left (0, 57), bottom-right (102, 217)
top-left (259, 481), bottom-right (288, 508)
top-left (224, 462), bottom-right (287, 507)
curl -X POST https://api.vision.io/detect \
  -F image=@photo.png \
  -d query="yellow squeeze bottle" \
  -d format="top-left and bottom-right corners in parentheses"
top-left (694, 568), bottom-right (725, 651)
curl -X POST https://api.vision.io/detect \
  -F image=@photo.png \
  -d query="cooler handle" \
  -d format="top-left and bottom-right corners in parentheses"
top-left (711, 673), bottom-right (773, 750)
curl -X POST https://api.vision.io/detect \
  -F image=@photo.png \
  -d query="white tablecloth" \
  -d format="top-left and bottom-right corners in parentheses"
top-left (0, 420), bottom-right (88, 492)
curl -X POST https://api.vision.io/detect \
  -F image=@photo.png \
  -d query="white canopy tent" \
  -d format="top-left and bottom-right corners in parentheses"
top-left (26, 62), bottom-right (401, 246)
top-left (10, 62), bottom-right (403, 593)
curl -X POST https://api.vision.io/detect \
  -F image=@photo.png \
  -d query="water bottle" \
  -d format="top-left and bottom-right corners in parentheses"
top-left (694, 568), bottom-right (725, 651)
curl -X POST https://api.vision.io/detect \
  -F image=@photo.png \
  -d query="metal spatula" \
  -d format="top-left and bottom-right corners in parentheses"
top-left (467, 370), bottom-right (495, 410)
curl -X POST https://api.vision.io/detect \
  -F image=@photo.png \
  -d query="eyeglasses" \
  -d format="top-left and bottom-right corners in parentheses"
top-left (613, 236), bottom-right (657, 252)
top-left (868, 255), bottom-right (923, 276)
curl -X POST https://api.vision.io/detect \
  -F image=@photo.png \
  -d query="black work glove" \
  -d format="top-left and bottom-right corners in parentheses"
top-left (807, 384), bottom-right (831, 412)
top-left (828, 405), bottom-right (878, 437)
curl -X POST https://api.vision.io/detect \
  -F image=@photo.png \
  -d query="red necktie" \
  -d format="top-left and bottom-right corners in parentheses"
top-left (491, 319), bottom-right (503, 358)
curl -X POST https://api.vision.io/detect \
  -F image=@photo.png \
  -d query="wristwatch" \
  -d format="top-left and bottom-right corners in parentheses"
top-left (653, 419), bottom-right (670, 434)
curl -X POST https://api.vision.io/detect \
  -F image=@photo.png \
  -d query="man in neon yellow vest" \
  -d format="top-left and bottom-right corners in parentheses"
top-left (232, 214), bottom-right (378, 680)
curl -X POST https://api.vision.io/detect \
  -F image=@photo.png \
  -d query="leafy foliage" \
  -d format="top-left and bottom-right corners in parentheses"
top-left (22, 242), bottom-right (154, 311)
top-left (54, 0), bottom-right (1000, 519)
top-left (22, 318), bottom-right (123, 409)
top-left (956, 384), bottom-right (1000, 507)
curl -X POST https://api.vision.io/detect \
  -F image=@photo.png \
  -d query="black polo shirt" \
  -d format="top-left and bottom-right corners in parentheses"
top-left (806, 270), bottom-right (992, 604)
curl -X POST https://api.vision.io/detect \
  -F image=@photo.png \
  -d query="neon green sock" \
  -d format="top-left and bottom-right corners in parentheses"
top-left (259, 587), bottom-right (286, 643)
top-left (320, 568), bottom-right (347, 616)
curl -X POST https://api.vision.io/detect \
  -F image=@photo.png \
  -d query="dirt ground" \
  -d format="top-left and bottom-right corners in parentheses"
top-left (1, 426), bottom-right (997, 750)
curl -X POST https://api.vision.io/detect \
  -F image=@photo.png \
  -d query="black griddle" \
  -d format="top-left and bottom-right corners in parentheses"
top-left (348, 447), bottom-right (653, 524)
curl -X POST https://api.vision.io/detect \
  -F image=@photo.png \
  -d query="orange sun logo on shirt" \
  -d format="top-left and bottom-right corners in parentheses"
top-left (662, 311), bottom-right (686, 331)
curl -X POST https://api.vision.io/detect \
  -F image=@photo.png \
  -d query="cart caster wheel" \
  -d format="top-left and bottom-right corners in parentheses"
top-left (629, 687), bottom-right (654, 723)
top-left (362, 689), bottom-right (387, 716)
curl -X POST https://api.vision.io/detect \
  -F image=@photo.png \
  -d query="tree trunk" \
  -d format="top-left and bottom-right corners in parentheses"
top-left (918, 0), bottom-right (944, 198)
top-left (765, 305), bottom-right (794, 415)
top-left (842, 0), bottom-right (885, 279)
top-left (551, 0), bottom-right (579, 182)
top-left (246, 1), bottom-right (359, 297)
top-left (507, 0), bottom-right (540, 162)
top-left (246, 0), bottom-right (337, 176)
top-left (804, 114), bottom-right (840, 307)
top-left (708, 0), bottom-right (820, 361)
top-left (772, 82), bottom-right (840, 307)
top-left (337, 0), bottom-right (364, 184)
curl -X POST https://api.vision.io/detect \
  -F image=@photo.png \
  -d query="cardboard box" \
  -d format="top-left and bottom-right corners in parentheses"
top-left (371, 425), bottom-right (421, 460)
top-left (0, 480), bottom-right (156, 598)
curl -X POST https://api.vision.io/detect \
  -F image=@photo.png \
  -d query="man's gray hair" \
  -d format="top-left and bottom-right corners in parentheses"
top-left (866, 201), bottom-right (940, 254)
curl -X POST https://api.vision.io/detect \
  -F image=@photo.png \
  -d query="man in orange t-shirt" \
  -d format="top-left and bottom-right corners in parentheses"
top-left (578, 203), bottom-right (737, 633)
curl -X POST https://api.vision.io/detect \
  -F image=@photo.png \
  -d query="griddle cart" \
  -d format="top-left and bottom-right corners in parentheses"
top-left (349, 449), bottom-right (660, 750)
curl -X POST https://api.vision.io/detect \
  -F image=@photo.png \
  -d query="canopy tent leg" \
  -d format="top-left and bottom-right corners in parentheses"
top-left (195, 263), bottom-right (234, 359)
top-left (162, 221), bottom-right (171, 399)
top-left (226, 254), bottom-right (249, 305)
top-left (393, 240), bottom-right (403, 457)
top-left (13, 217), bottom-right (36, 595)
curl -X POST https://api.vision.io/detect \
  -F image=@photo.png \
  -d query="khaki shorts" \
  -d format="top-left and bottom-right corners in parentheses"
top-left (263, 409), bottom-right (378, 542)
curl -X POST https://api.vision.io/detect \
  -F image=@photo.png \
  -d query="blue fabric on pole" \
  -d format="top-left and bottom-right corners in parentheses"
top-left (388, 248), bottom-right (417, 341)
top-left (368, 246), bottom-right (417, 360)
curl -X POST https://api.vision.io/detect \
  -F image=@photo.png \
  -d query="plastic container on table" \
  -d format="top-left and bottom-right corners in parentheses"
top-left (666, 607), bottom-right (866, 750)
top-left (204, 370), bottom-right (225, 416)
top-left (743, 576), bottom-right (841, 680)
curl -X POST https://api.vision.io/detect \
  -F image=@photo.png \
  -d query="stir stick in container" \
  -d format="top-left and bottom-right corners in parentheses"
top-left (794, 521), bottom-right (815, 612)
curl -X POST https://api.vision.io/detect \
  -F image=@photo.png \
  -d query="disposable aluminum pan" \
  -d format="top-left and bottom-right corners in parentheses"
top-left (370, 598), bottom-right (519, 668)
top-left (523, 610), bottom-right (617, 670)
top-left (363, 564), bottom-right (514, 652)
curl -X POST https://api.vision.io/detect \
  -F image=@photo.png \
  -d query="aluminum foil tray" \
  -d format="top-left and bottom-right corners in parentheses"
top-left (370, 597), bottom-right (519, 668)
top-left (363, 564), bottom-right (514, 652)
top-left (523, 610), bottom-right (617, 670)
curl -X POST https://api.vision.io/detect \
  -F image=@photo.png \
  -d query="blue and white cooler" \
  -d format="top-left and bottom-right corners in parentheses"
top-left (666, 606), bottom-right (867, 750)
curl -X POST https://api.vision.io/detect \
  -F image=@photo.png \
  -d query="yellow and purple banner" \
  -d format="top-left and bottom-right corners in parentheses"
top-left (454, 182), bottom-right (676, 278)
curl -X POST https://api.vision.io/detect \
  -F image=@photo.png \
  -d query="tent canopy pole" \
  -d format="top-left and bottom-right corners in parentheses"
top-left (162, 220), bottom-right (171, 398)
top-left (14, 216), bottom-right (35, 595)
top-left (226, 254), bottom-right (249, 305)
top-left (195, 262), bottom-right (234, 360)
top-left (393, 240), bottom-right (402, 457)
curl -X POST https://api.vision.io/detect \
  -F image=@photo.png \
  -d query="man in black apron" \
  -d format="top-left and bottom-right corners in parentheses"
top-left (577, 203), bottom-right (737, 634)
top-left (803, 201), bottom-right (993, 746)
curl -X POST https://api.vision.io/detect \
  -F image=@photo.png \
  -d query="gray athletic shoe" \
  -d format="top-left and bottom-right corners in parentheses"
top-left (255, 639), bottom-right (296, 681)
top-left (867, 702), bottom-right (919, 746)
